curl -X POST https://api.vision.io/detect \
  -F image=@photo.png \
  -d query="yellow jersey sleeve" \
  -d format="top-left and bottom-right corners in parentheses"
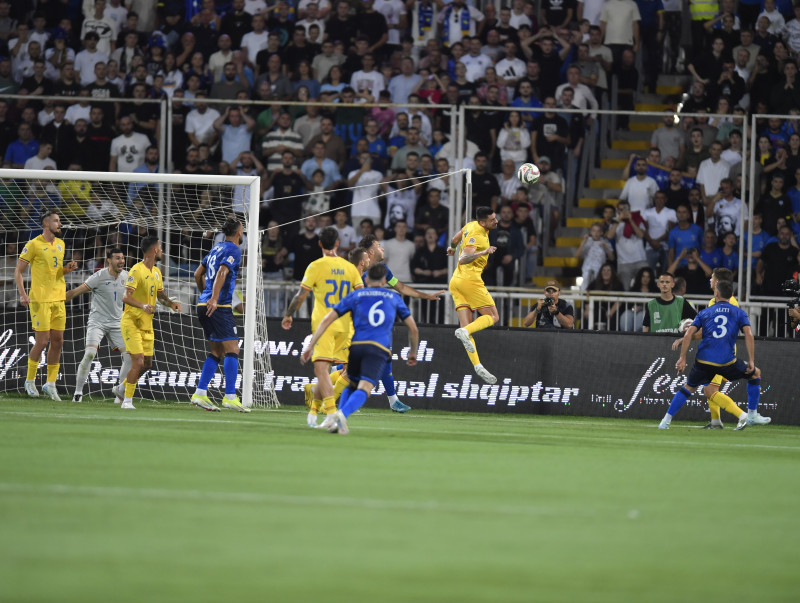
top-left (124, 262), bottom-right (158, 328)
top-left (454, 221), bottom-right (490, 281)
top-left (19, 235), bottom-right (66, 302)
top-left (708, 295), bottom-right (738, 307)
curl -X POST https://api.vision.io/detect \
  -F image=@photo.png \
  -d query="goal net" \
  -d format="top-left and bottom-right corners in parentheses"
top-left (0, 168), bottom-right (278, 408)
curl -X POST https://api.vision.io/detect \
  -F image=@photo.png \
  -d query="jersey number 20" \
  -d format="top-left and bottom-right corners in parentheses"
top-left (324, 279), bottom-right (351, 307)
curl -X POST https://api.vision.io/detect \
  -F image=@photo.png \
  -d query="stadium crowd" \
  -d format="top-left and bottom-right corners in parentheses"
top-left (0, 0), bottom-right (798, 316)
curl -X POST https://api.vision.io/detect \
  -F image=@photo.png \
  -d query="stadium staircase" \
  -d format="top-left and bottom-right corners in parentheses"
top-left (538, 75), bottom-right (688, 290)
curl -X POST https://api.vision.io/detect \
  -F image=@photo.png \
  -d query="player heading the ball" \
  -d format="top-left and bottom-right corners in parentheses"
top-left (447, 206), bottom-right (500, 385)
top-left (190, 217), bottom-right (250, 413)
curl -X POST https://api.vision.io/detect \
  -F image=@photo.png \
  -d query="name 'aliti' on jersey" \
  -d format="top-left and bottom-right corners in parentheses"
top-left (692, 301), bottom-right (751, 366)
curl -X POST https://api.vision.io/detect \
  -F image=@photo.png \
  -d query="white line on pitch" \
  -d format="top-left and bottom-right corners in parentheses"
top-left (0, 482), bottom-right (568, 518)
top-left (0, 408), bottom-right (797, 452)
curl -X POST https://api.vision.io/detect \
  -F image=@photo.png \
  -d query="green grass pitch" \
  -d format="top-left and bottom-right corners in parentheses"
top-left (1, 396), bottom-right (799, 602)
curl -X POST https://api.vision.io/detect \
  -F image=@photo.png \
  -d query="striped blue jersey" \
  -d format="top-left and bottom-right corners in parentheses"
top-left (334, 287), bottom-right (411, 353)
top-left (199, 241), bottom-right (242, 306)
top-left (691, 301), bottom-right (751, 366)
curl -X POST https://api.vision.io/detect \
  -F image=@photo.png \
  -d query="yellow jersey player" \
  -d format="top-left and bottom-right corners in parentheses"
top-left (447, 206), bottom-right (500, 384)
top-left (119, 237), bottom-right (182, 410)
top-left (14, 210), bottom-right (79, 400)
top-left (282, 227), bottom-right (363, 427)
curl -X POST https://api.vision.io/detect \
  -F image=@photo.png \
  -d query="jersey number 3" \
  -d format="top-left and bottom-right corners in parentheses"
top-left (324, 279), bottom-right (351, 307)
top-left (712, 315), bottom-right (728, 338)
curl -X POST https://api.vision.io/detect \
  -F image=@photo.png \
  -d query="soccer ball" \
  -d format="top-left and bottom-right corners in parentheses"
top-left (679, 318), bottom-right (694, 333)
top-left (517, 162), bottom-right (540, 185)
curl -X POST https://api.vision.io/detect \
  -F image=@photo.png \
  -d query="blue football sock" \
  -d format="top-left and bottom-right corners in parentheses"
top-left (198, 355), bottom-right (220, 390)
top-left (224, 353), bottom-right (239, 395)
top-left (747, 378), bottom-right (761, 412)
top-left (339, 386), bottom-right (354, 415)
top-left (341, 389), bottom-right (368, 418)
top-left (380, 360), bottom-right (395, 396)
top-left (667, 387), bottom-right (691, 417)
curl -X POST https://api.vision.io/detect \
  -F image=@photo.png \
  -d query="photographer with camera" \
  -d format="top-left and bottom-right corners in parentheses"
top-left (523, 280), bottom-right (575, 329)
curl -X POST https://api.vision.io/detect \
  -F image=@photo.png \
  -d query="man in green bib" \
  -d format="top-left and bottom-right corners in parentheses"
top-left (642, 272), bottom-right (697, 332)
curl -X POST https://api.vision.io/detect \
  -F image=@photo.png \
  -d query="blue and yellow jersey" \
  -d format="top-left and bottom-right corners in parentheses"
top-left (454, 220), bottom-right (490, 281)
top-left (692, 302), bottom-right (751, 366)
top-left (19, 235), bottom-right (67, 303)
top-left (198, 241), bottom-right (242, 306)
top-left (123, 261), bottom-right (164, 329)
top-left (301, 255), bottom-right (363, 332)
top-left (334, 287), bottom-right (411, 354)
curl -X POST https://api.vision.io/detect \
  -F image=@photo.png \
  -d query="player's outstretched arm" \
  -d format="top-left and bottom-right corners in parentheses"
top-left (157, 290), bottom-right (181, 312)
top-left (403, 315), bottom-right (419, 366)
top-left (391, 279), bottom-right (446, 301)
top-left (65, 283), bottom-right (91, 302)
top-left (204, 264), bottom-right (230, 316)
top-left (300, 309), bottom-right (340, 364)
top-left (14, 258), bottom-right (30, 307)
top-left (282, 286), bottom-right (310, 329)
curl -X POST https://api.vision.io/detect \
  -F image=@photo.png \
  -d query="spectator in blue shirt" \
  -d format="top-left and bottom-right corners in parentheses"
top-left (700, 229), bottom-right (724, 270)
top-left (668, 203), bottom-right (705, 266)
top-left (301, 140), bottom-right (342, 186)
top-left (3, 123), bottom-right (39, 169)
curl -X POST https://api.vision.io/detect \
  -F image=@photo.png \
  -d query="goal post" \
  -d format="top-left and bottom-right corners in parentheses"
top-left (0, 168), bottom-right (277, 408)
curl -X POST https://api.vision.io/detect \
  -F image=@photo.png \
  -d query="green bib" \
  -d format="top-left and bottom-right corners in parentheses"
top-left (647, 297), bottom-right (685, 333)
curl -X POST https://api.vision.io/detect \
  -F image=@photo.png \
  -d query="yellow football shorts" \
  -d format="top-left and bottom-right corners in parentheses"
top-left (312, 326), bottom-right (351, 364)
top-left (449, 276), bottom-right (495, 312)
top-left (29, 301), bottom-right (66, 332)
top-left (710, 374), bottom-right (725, 387)
top-left (120, 316), bottom-right (155, 356)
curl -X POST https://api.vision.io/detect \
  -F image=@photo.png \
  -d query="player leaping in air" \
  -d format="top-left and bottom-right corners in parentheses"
top-left (65, 247), bottom-right (130, 403)
top-left (119, 237), bottom-right (182, 410)
top-left (283, 227), bottom-right (363, 428)
top-left (190, 217), bottom-right (249, 413)
top-left (447, 206), bottom-right (500, 384)
top-left (301, 263), bottom-right (419, 435)
top-left (659, 280), bottom-right (762, 430)
top-left (15, 209), bottom-right (79, 400)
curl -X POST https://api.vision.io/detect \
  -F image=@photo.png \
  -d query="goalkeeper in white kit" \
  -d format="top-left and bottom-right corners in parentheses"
top-left (65, 247), bottom-right (131, 403)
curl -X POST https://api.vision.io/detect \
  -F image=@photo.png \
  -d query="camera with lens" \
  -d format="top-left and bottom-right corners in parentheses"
top-left (782, 278), bottom-right (800, 309)
top-left (544, 297), bottom-right (556, 307)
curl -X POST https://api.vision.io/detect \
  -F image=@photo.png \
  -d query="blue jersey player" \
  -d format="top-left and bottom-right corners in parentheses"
top-left (301, 263), bottom-right (420, 435)
top-left (658, 280), bottom-right (767, 430)
top-left (190, 218), bottom-right (249, 413)
top-left (359, 233), bottom-right (444, 413)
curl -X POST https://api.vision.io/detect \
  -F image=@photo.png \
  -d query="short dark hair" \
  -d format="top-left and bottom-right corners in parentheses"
top-left (40, 208), bottom-right (59, 225)
top-left (659, 272), bottom-right (674, 279)
top-left (107, 246), bottom-right (124, 258)
top-left (348, 247), bottom-right (366, 266)
top-left (359, 233), bottom-right (378, 250)
top-left (366, 262), bottom-right (387, 282)
top-left (141, 236), bottom-right (160, 255)
top-left (715, 280), bottom-right (733, 299)
top-left (319, 226), bottom-right (339, 250)
top-left (713, 267), bottom-right (733, 281)
top-left (476, 206), bottom-right (494, 221)
top-left (222, 217), bottom-right (241, 237)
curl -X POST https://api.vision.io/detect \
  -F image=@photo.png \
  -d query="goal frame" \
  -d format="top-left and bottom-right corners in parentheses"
top-left (0, 168), bottom-right (263, 407)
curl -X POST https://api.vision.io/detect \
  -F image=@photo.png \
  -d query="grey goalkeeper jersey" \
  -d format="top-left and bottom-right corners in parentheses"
top-left (84, 267), bottom-right (128, 329)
